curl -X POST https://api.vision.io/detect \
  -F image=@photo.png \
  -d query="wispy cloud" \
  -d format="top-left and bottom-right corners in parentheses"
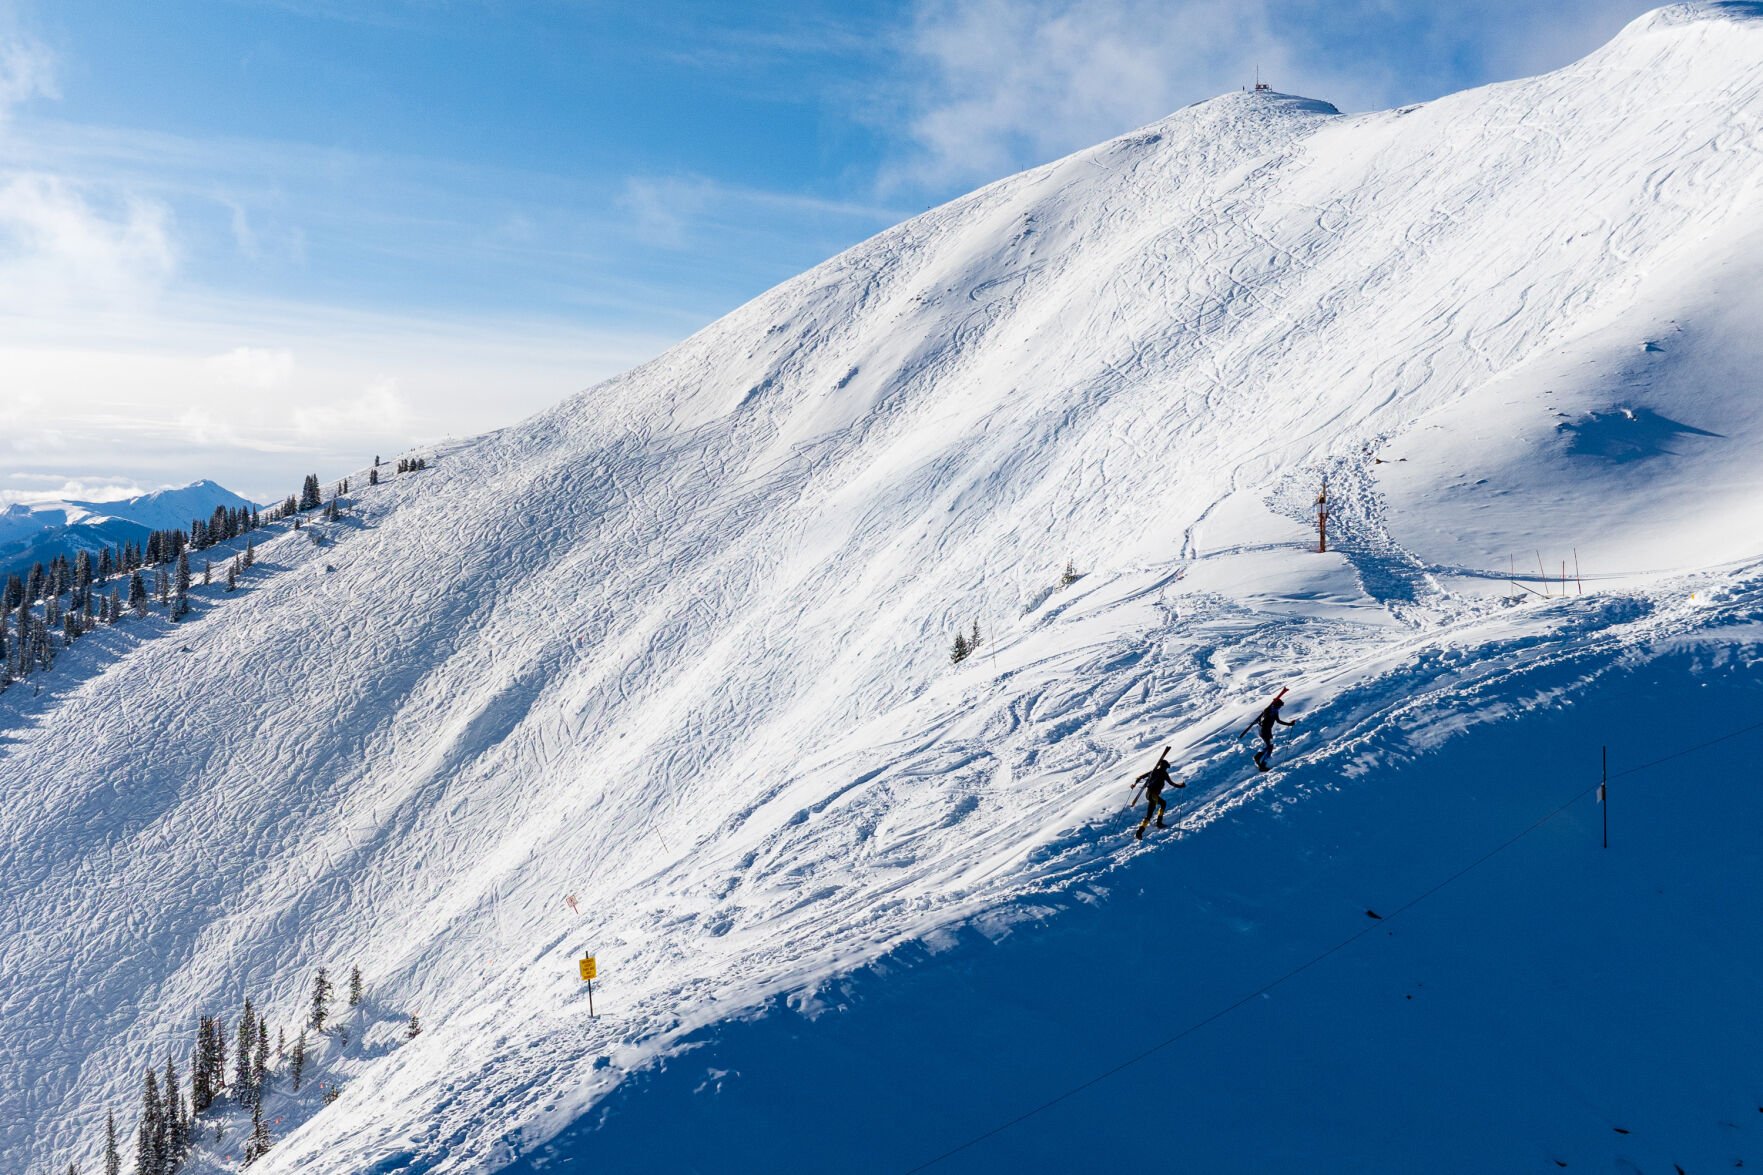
top-left (881, 0), bottom-right (1320, 192)
top-left (0, 11), bottom-right (55, 123)
top-left (0, 174), bottom-right (177, 310)
top-left (618, 173), bottom-right (906, 251)
top-left (877, 0), bottom-right (1654, 196)
top-left (0, 291), bottom-right (675, 497)
top-left (0, 474), bottom-right (154, 508)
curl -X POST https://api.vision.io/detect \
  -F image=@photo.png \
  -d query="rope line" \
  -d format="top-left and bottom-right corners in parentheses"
top-left (903, 716), bottom-right (1763, 1173)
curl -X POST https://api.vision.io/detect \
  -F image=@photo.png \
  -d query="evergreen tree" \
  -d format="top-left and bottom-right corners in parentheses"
top-left (291, 1029), bottom-right (306, 1091)
top-left (310, 968), bottom-right (332, 1032)
top-left (127, 572), bottom-right (146, 617)
top-left (253, 1012), bottom-right (269, 1097)
top-left (235, 997), bottom-right (256, 1105)
top-left (209, 1015), bottom-right (227, 1103)
top-left (970, 618), bottom-right (982, 649)
top-left (950, 632), bottom-right (970, 664)
top-left (191, 1018), bottom-right (212, 1113)
top-left (243, 1098), bottom-right (271, 1164)
top-left (226, 562), bottom-right (238, 592)
top-left (369, 466), bottom-right (379, 486)
top-left (202, 559), bottom-right (211, 587)
top-left (405, 1013), bottom-right (422, 1040)
top-left (172, 553), bottom-right (190, 620)
top-left (299, 474), bottom-right (321, 511)
top-left (349, 965), bottom-right (363, 1008)
top-left (104, 1111), bottom-right (121, 1175)
top-left (162, 1053), bottom-right (183, 1161)
top-left (135, 1067), bottom-right (164, 1175)
top-left (243, 539), bottom-right (255, 569)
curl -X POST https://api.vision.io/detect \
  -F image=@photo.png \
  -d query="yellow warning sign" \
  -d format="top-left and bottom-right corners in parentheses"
top-left (579, 956), bottom-right (597, 981)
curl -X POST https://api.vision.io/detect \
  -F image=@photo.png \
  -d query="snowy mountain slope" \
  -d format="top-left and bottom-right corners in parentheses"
top-left (6, 4), bottom-right (1763, 1171)
top-left (535, 638), bottom-right (1763, 1174)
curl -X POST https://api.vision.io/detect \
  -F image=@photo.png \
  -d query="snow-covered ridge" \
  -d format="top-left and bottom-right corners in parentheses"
top-left (6, 6), bottom-right (1763, 1171)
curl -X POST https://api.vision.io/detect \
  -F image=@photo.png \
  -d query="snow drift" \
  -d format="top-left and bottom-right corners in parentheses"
top-left (6, 3), bottom-right (1763, 1171)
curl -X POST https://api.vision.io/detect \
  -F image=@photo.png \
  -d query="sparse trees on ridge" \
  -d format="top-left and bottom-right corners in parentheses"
top-left (950, 620), bottom-right (984, 665)
top-left (1, 457), bottom-right (413, 696)
top-left (66, 957), bottom-right (421, 1174)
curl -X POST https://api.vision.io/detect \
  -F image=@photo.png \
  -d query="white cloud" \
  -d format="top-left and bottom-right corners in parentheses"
top-left (879, 0), bottom-right (1652, 195)
top-left (0, 174), bottom-right (177, 309)
top-left (0, 17), bottom-right (55, 123)
top-left (887, 0), bottom-right (1302, 191)
top-left (0, 309), bottom-right (667, 502)
top-left (619, 176), bottom-right (710, 249)
top-left (206, 345), bottom-right (296, 390)
top-left (0, 475), bottom-right (149, 508)
top-left (619, 173), bottom-right (906, 250)
top-left (290, 375), bottom-right (412, 438)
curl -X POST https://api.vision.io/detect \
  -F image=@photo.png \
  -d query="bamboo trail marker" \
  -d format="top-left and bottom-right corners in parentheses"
top-left (579, 955), bottom-right (598, 1017)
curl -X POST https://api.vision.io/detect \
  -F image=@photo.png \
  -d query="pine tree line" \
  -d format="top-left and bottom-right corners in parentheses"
top-left (3, 457), bottom-right (429, 694)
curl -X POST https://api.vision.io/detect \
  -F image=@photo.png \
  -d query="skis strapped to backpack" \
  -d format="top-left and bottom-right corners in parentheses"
top-left (1128, 745), bottom-right (1173, 808)
top-left (1237, 686), bottom-right (1289, 740)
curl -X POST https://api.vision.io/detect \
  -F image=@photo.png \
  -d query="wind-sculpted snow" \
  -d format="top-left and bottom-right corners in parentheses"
top-left (6, 6), bottom-right (1763, 1172)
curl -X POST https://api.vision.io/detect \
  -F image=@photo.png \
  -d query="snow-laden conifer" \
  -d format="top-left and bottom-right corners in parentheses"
top-left (310, 968), bottom-right (332, 1032)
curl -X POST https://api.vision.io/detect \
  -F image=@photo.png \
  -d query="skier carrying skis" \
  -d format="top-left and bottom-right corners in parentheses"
top-left (1240, 693), bottom-right (1295, 771)
top-left (1133, 753), bottom-right (1184, 840)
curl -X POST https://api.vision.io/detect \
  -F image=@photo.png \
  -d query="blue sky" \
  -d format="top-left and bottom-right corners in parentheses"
top-left (0, 0), bottom-right (1656, 504)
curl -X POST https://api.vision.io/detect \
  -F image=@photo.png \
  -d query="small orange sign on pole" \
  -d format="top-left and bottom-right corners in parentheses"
top-left (580, 955), bottom-right (598, 1017)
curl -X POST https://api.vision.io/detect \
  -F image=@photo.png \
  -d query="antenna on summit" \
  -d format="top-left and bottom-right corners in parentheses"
top-left (1254, 65), bottom-right (1271, 93)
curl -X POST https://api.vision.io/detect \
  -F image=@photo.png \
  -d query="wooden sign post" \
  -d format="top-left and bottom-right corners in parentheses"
top-left (579, 955), bottom-right (598, 1017)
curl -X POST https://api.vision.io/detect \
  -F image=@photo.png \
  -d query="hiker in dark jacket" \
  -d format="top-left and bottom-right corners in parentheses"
top-left (1243, 696), bottom-right (1295, 771)
top-left (1134, 755), bottom-right (1184, 840)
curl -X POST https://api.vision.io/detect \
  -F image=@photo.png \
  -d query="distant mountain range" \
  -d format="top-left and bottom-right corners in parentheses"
top-left (0, 480), bottom-right (257, 581)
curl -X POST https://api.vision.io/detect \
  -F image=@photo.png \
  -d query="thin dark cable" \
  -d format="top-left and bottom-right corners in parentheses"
top-left (1606, 716), bottom-right (1763, 780)
top-left (904, 715), bottom-right (1763, 1173)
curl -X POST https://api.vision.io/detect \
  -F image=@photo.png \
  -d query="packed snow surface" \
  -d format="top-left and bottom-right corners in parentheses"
top-left (5, 4), bottom-right (1763, 1171)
